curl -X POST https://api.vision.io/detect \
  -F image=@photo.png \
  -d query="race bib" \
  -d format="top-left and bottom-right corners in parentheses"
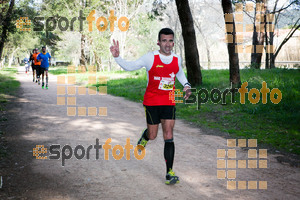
top-left (158, 77), bottom-right (174, 91)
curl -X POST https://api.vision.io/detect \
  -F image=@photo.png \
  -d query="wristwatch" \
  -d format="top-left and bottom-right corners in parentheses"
top-left (184, 82), bottom-right (191, 88)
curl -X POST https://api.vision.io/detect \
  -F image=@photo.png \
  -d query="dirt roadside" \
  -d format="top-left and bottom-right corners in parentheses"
top-left (0, 67), bottom-right (299, 200)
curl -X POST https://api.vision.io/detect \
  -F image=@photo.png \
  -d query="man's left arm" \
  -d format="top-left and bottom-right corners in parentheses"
top-left (48, 53), bottom-right (51, 65)
top-left (176, 56), bottom-right (191, 100)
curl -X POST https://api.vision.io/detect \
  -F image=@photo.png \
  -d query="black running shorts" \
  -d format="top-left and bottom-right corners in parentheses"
top-left (143, 105), bottom-right (176, 125)
top-left (39, 67), bottom-right (48, 75)
top-left (36, 66), bottom-right (41, 76)
top-left (32, 64), bottom-right (37, 71)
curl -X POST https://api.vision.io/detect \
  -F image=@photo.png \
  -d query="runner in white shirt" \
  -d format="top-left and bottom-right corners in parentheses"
top-left (110, 28), bottom-right (191, 185)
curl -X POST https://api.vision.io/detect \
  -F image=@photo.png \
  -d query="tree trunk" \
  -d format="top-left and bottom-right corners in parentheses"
top-left (270, 32), bottom-right (275, 69)
top-left (221, 0), bottom-right (241, 86)
top-left (80, 34), bottom-right (87, 71)
top-left (251, 0), bottom-right (265, 69)
top-left (256, 31), bottom-right (265, 67)
top-left (8, 55), bottom-right (14, 68)
top-left (0, 0), bottom-right (15, 61)
top-left (269, 20), bottom-right (275, 68)
top-left (94, 51), bottom-right (103, 72)
top-left (265, 13), bottom-right (270, 69)
top-left (206, 47), bottom-right (211, 69)
top-left (0, 58), bottom-right (5, 68)
top-left (8, 47), bottom-right (19, 67)
top-left (195, 21), bottom-right (211, 70)
top-left (191, 4), bottom-right (211, 70)
top-left (175, 0), bottom-right (202, 86)
top-left (251, 21), bottom-right (259, 67)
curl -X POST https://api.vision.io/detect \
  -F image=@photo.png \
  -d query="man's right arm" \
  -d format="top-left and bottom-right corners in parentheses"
top-left (110, 39), bottom-right (153, 71)
top-left (114, 53), bottom-right (153, 71)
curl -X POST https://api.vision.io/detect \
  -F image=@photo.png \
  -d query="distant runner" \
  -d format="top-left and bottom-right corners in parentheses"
top-left (23, 57), bottom-right (30, 74)
top-left (30, 49), bottom-right (40, 83)
top-left (32, 48), bottom-right (41, 84)
top-left (110, 28), bottom-right (192, 185)
top-left (37, 46), bottom-right (51, 89)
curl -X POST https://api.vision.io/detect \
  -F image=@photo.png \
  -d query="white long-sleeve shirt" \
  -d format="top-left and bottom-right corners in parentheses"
top-left (114, 50), bottom-right (189, 87)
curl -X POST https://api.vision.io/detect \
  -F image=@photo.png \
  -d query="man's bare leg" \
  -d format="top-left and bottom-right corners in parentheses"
top-left (137, 123), bottom-right (158, 149)
top-left (33, 69), bottom-right (35, 82)
top-left (161, 119), bottom-right (175, 140)
top-left (147, 124), bottom-right (159, 140)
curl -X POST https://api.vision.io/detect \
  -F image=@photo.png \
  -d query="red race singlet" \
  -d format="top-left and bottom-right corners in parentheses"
top-left (143, 53), bottom-right (179, 106)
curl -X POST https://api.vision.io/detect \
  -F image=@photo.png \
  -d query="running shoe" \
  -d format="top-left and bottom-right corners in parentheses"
top-left (35, 80), bottom-right (37, 83)
top-left (137, 128), bottom-right (148, 148)
top-left (165, 169), bottom-right (179, 185)
top-left (42, 83), bottom-right (44, 89)
top-left (33, 78), bottom-right (35, 82)
top-left (46, 84), bottom-right (48, 89)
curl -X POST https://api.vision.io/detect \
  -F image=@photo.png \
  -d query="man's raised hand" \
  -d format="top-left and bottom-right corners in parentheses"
top-left (183, 86), bottom-right (192, 100)
top-left (110, 39), bottom-right (120, 58)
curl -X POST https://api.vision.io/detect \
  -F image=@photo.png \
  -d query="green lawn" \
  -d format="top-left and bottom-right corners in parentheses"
top-left (0, 67), bottom-right (20, 106)
top-left (49, 67), bottom-right (300, 155)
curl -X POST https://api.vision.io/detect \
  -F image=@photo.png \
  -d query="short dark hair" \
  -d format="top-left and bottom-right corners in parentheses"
top-left (32, 49), bottom-right (35, 53)
top-left (158, 28), bottom-right (174, 41)
top-left (42, 46), bottom-right (46, 49)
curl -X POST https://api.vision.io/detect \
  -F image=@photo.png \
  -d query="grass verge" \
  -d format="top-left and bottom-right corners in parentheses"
top-left (0, 67), bottom-right (20, 108)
